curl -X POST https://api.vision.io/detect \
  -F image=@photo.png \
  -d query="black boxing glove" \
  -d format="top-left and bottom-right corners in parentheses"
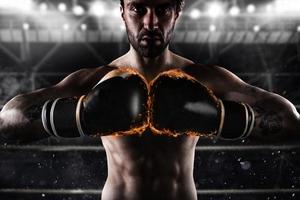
top-left (42, 68), bottom-right (149, 138)
top-left (149, 69), bottom-right (255, 140)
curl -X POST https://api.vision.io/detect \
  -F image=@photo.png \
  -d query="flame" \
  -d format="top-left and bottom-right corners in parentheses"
top-left (91, 119), bottom-right (149, 138)
top-left (114, 66), bottom-right (150, 91)
top-left (92, 67), bottom-right (220, 138)
top-left (148, 69), bottom-right (220, 138)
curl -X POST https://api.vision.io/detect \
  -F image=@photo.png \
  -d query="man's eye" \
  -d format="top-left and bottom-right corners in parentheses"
top-left (156, 6), bottom-right (172, 16)
top-left (130, 5), bottom-right (146, 15)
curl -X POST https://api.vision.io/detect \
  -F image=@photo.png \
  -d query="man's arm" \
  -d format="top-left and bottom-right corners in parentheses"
top-left (183, 64), bottom-right (300, 141)
top-left (211, 66), bottom-right (300, 141)
top-left (225, 82), bottom-right (300, 141)
top-left (0, 66), bottom-right (112, 143)
top-left (0, 87), bottom-right (60, 143)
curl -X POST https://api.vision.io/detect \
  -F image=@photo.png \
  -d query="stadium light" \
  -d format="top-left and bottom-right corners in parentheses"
top-left (73, 5), bottom-right (85, 16)
top-left (58, 3), bottom-right (67, 12)
top-left (189, 9), bottom-right (201, 19)
top-left (297, 26), bottom-right (300, 32)
top-left (112, 7), bottom-right (120, 17)
top-left (206, 2), bottom-right (224, 18)
top-left (39, 2), bottom-right (48, 12)
top-left (0, 0), bottom-right (34, 13)
top-left (209, 24), bottom-right (216, 32)
top-left (253, 25), bottom-right (260, 32)
top-left (247, 4), bottom-right (256, 13)
top-left (275, 0), bottom-right (300, 14)
top-left (266, 4), bottom-right (274, 13)
top-left (81, 24), bottom-right (87, 31)
top-left (90, 1), bottom-right (106, 17)
top-left (63, 23), bottom-right (70, 30)
top-left (229, 6), bottom-right (240, 16)
top-left (23, 23), bottom-right (30, 30)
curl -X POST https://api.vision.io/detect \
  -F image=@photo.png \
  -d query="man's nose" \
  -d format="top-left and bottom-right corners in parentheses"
top-left (143, 9), bottom-right (159, 30)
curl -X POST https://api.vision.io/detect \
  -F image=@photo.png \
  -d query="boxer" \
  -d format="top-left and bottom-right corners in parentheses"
top-left (0, 0), bottom-right (299, 199)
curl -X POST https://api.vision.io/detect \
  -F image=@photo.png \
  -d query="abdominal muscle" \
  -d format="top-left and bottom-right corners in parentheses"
top-left (100, 130), bottom-right (199, 200)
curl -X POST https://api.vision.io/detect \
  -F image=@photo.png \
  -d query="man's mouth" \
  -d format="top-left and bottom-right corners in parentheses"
top-left (140, 38), bottom-right (162, 46)
top-left (141, 35), bottom-right (161, 40)
top-left (140, 34), bottom-right (163, 46)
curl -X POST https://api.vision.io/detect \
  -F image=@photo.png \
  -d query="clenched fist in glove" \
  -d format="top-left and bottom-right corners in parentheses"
top-left (149, 69), bottom-right (255, 140)
top-left (42, 67), bottom-right (149, 138)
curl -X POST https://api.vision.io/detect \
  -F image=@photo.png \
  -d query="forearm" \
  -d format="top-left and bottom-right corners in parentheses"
top-left (0, 103), bottom-right (49, 143)
top-left (250, 94), bottom-right (300, 141)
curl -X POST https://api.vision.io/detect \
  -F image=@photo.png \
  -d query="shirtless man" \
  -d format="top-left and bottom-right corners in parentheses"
top-left (0, 0), bottom-right (300, 199)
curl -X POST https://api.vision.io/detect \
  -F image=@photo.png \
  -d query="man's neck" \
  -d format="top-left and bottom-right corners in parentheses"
top-left (127, 46), bottom-right (172, 81)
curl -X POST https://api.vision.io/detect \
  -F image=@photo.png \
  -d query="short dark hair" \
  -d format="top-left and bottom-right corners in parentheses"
top-left (120, 0), bottom-right (185, 12)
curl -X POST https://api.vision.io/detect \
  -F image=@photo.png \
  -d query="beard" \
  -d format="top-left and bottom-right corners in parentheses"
top-left (125, 24), bottom-right (174, 58)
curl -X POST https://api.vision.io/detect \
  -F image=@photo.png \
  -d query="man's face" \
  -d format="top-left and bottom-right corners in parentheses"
top-left (122, 0), bottom-right (179, 58)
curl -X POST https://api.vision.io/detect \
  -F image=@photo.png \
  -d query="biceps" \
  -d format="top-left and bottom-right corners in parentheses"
top-left (229, 83), bottom-right (297, 117)
top-left (222, 83), bottom-right (265, 105)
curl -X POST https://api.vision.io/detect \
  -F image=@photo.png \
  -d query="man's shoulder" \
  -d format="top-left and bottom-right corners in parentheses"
top-left (181, 64), bottom-right (247, 97)
top-left (55, 65), bottom-right (116, 94)
top-left (171, 53), bottom-right (194, 68)
top-left (181, 63), bottom-right (221, 74)
top-left (2, 65), bottom-right (117, 111)
top-left (182, 64), bottom-right (237, 78)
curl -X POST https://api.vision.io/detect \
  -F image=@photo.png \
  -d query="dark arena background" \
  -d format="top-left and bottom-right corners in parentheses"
top-left (0, 0), bottom-right (300, 199)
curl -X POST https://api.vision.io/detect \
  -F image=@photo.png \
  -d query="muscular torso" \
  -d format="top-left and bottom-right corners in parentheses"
top-left (68, 62), bottom-right (238, 200)
top-left (97, 61), bottom-right (230, 200)
top-left (101, 130), bottom-right (198, 200)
